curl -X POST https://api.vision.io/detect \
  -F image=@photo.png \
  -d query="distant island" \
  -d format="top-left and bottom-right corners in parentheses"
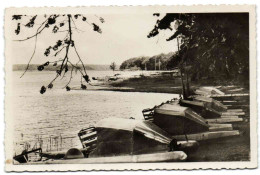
top-left (13, 64), bottom-right (110, 71)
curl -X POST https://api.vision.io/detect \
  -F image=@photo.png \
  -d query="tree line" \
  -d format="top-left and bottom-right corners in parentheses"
top-left (119, 52), bottom-right (179, 71)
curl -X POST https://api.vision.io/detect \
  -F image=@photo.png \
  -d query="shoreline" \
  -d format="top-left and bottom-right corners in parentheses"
top-left (86, 74), bottom-right (249, 95)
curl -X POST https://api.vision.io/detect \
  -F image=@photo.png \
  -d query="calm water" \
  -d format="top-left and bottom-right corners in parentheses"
top-left (12, 71), bottom-right (177, 153)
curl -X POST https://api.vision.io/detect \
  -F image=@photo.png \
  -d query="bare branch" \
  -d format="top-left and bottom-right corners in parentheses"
top-left (56, 30), bottom-right (69, 33)
top-left (53, 46), bottom-right (66, 57)
top-left (59, 15), bottom-right (72, 74)
top-left (19, 19), bottom-right (48, 78)
top-left (68, 60), bottom-right (84, 76)
top-left (49, 73), bottom-right (60, 85)
top-left (63, 66), bottom-right (74, 88)
top-left (14, 17), bottom-right (49, 42)
top-left (73, 43), bottom-right (87, 75)
top-left (71, 17), bottom-right (85, 33)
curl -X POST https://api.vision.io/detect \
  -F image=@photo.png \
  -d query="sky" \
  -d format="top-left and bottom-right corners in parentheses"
top-left (9, 13), bottom-right (178, 65)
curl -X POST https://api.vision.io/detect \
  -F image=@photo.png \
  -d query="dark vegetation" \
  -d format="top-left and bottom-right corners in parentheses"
top-left (119, 52), bottom-right (177, 71)
top-left (110, 62), bottom-right (116, 72)
top-left (148, 13), bottom-right (249, 90)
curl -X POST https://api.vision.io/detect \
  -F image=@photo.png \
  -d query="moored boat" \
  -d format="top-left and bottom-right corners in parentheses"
top-left (89, 117), bottom-right (198, 157)
top-left (153, 104), bottom-right (209, 135)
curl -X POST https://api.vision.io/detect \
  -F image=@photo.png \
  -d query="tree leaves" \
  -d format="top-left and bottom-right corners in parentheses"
top-left (81, 84), bottom-right (87, 90)
top-left (74, 14), bottom-right (80, 19)
top-left (51, 40), bottom-right (63, 52)
top-left (15, 23), bottom-right (20, 35)
top-left (148, 13), bottom-right (249, 80)
top-left (40, 86), bottom-right (46, 94)
top-left (43, 61), bottom-right (50, 66)
top-left (92, 23), bottom-right (102, 33)
top-left (37, 65), bottom-right (44, 71)
top-left (166, 30), bottom-right (181, 41)
top-left (44, 46), bottom-right (52, 56)
top-left (52, 25), bottom-right (59, 33)
top-left (37, 61), bottom-right (49, 71)
top-left (12, 15), bottom-right (22, 20)
top-left (25, 15), bottom-right (37, 28)
top-left (66, 86), bottom-right (71, 91)
top-left (56, 70), bottom-right (61, 75)
top-left (83, 75), bottom-right (90, 83)
top-left (99, 17), bottom-right (105, 23)
top-left (48, 83), bottom-right (53, 89)
top-left (47, 16), bottom-right (56, 25)
top-left (64, 65), bottom-right (68, 73)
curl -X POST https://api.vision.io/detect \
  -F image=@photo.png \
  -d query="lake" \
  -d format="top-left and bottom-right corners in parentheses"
top-left (11, 71), bottom-right (177, 153)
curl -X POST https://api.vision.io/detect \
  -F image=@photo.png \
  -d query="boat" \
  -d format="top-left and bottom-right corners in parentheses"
top-left (153, 104), bottom-right (209, 135)
top-left (179, 96), bottom-right (227, 118)
top-left (88, 118), bottom-right (198, 157)
top-left (142, 97), bottom-right (241, 140)
top-left (16, 117), bottom-right (199, 164)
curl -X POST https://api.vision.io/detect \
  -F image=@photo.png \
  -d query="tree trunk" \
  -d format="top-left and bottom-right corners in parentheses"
top-left (179, 67), bottom-right (187, 99)
top-left (185, 71), bottom-right (190, 97)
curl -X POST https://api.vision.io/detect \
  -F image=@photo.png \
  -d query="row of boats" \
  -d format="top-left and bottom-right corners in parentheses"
top-left (13, 86), bottom-right (249, 164)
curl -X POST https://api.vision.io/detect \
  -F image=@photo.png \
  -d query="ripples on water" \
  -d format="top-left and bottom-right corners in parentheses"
top-left (12, 71), bottom-right (177, 153)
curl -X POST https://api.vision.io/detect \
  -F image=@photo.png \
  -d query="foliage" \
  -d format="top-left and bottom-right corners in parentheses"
top-left (12, 14), bottom-right (105, 93)
top-left (148, 13), bottom-right (249, 81)
top-left (119, 52), bottom-right (179, 71)
top-left (110, 62), bottom-right (116, 71)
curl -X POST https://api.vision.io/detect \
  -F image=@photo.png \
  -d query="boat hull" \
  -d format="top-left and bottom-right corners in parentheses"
top-left (28, 151), bottom-right (187, 164)
top-left (153, 112), bottom-right (209, 135)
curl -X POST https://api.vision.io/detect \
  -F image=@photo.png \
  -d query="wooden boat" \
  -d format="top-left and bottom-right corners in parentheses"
top-left (194, 86), bottom-right (225, 96)
top-left (142, 99), bottom-right (241, 141)
top-left (23, 118), bottom-right (199, 164)
top-left (179, 96), bottom-right (227, 119)
top-left (30, 151), bottom-right (187, 164)
top-left (153, 104), bottom-right (209, 135)
top-left (89, 118), bottom-right (198, 157)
